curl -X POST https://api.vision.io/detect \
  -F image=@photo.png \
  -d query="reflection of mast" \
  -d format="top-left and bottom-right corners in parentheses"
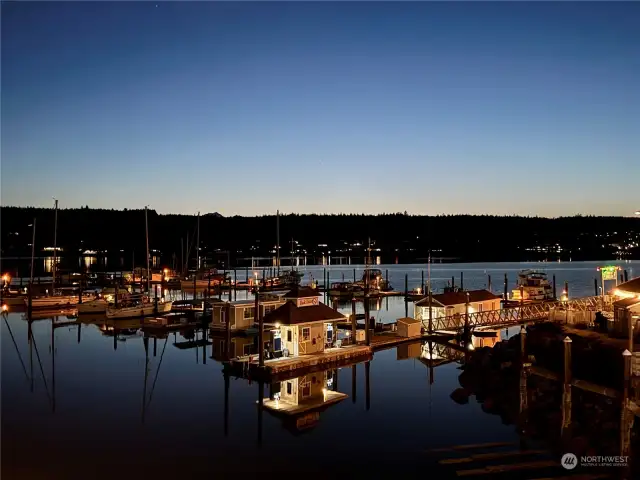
top-left (257, 380), bottom-right (264, 446)
top-left (3, 313), bottom-right (29, 382)
top-left (351, 365), bottom-right (357, 404)
top-left (365, 360), bottom-right (371, 411)
top-left (142, 336), bottom-right (149, 424)
top-left (51, 317), bottom-right (56, 413)
top-left (224, 371), bottom-right (230, 436)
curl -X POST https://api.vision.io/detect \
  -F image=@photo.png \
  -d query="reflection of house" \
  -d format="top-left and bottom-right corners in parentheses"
top-left (612, 298), bottom-right (640, 338)
top-left (414, 289), bottom-right (502, 322)
top-left (263, 287), bottom-right (346, 357)
top-left (262, 370), bottom-right (347, 419)
top-left (210, 332), bottom-right (269, 361)
top-left (613, 277), bottom-right (640, 299)
top-left (210, 295), bottom-right (286, 331)
top-left (472, 332), bottom-right (500, 349)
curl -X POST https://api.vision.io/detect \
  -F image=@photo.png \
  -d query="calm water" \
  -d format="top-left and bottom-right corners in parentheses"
top-left (2, 261), bottom-right (638, 479)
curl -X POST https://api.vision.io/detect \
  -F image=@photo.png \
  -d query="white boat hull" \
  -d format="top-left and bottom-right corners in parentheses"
top-left (77, 299), bottom-right (108, 314)
top-left (106, 301), bottom-right (173, 319)
top-left (27, 295), bottom-right (94, 309)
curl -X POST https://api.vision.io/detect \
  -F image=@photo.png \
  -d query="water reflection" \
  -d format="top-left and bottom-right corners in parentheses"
top-left (2, 306), bottom-right (638, 478)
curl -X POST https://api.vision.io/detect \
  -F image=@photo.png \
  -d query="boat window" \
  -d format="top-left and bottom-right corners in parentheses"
top-left (243, 307), bottom-right (255, 319)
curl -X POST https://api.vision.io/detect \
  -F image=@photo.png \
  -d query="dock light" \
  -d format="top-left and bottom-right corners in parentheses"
top-left (416, 287), bottom-right (421, 295)
top-left (2, 274), bottom-right (9, 284)
top-left (467, 342), bottom-right (475, 351)
top-left (2, 304), bottom-right (8, 312)
top-left (635, 211), bottom-right (640, 216)
top-left (275, 322), bottom-right (280, 329)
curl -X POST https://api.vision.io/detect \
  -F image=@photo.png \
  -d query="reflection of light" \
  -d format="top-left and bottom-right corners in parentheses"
top-left (467, 342), bottom-right (475, 351)
top-left (613, 289), bottom-right (638, 299)
top-left (322, 388), bottom-right (327, 400)
top-left (2, 274), bottom-right (9, 283)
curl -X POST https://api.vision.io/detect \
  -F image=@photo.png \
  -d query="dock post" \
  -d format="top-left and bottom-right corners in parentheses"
top-left (460, 271), bottom-right (464, 290)
top-left (225, 302), bottom-right (232, 359)
top-left (353, 268), bottom-right (356, 282)
top-left (365, 360), bottom-right (370, 411)
top-left (421, 270), bottom-right (424, 293)
top-left (77, 321), bottom-right (82, 344)
top-left (114, 282), bottom-right (119, 308)
top-left (365, 291), bottom-right (371, 346)
top-left (624, 269), bottom-right (628, 283)
top-left (552, 274), bottom-right (556, 299)
top-left (451, 275), bottom-right (455, 290)
top-left (385, 269), bottom-right (388, 287)
top-left (351, 365), bottom-right (357, 404)
top-left (487, 274), bottom-right (491, 292)
top-left (154, 337), bottom-right (157, 357)
top-left (428, 289), bottom-right (433, 334)
top-left (78, 280), bottom-right (83, 304)
top-left (404, 273), bottom-right (408, 318)
top-left (351, 298), bottom-right (356, 343)
top-left (503, 273), bottom-right (508, 300)
top-left (27, 282), bottom-right (32, 318)
top-left (520, 326), bottom-right (527, 364)
top-left (594, 278), bottom-right (598, 296)
top-left (257, 286), bottom-right (264, 368)
top-left (564, 281), bottom-right (569, 299)
top-left (563, 336), bottom-right (572, 384)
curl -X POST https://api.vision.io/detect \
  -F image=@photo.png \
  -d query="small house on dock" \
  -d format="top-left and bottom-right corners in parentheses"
top-left (414, 289), bottom-right (502, 323)
top-left (612, 297), bottom-right (640, 339)
top-left (210, 294), bottom-right (286, 331)
top-left (263, 286), bottom-right (347, 357)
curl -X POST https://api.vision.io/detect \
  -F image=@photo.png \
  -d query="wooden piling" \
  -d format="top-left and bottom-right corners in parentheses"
top-left (351, 298), bottom-right (357, 342)
top-left (503, 273), bottom-right (508, 300)
top-left (520, 326), bottom-right (527, 364)
top-left (225, 302), bottom-right (232, 359)
top-left (624, 269), bottom-right (629, 282)
top-left (594, 278), bottom-right (598, 296)
top-left (257, 285), bottom-right (264, 368)
top-left (552, 274), bottom-right (556, 299)
top-left (452, 275), bottom-right (455, 289)
top-left (385, 269), bottom-right (388, 286)
top-left (421, 270), bottom-right (425, 292)
top-left (487, 274), bottom-right (491, 292)
top-left (563, 336), bottom-right (572, 384)
top-left (353, 268), bottom-right (356, 282)
top-left (351, 364), bottom-right (357, 404)
top-left (460, 271), bottom-right (464, 290)
top-left (564, 281), bottom-right (569, 299)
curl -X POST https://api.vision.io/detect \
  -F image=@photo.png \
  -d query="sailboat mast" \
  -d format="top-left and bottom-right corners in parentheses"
top-left (276, 210), bottom-right (280, 275)
top-left (30, 218), bottom-right (36, 285)
top-left (52, 199), bottom-right (58, 291)
top-left (427, 249), bottom-right (431, 293)
top-left (196, 212), bottom-right (200, 271)
top-left (145, 206), bottom-right (150, 293)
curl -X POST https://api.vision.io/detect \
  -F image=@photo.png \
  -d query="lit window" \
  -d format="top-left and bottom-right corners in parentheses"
top-left (302, 327), bottom-right (310, 341)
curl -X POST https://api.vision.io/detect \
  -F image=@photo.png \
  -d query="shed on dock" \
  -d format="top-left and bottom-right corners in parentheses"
top-left (414, 290), bottom-right (502, 328)
top-left (210, 294), bottom-right (286, 331)
top-left (614, 277), bottom-right (640, 299)
top-left (396, 317), bottom-right (422, 338)
top-left (612, 297), bottom-right (640, 338)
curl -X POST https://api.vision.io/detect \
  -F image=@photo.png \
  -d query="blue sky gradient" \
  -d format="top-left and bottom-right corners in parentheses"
top-left (2, 1), bottom-right (639, 216)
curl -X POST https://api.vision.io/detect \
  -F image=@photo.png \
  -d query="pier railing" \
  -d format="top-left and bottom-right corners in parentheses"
top-left (423, 295), bottom-right (614, 332)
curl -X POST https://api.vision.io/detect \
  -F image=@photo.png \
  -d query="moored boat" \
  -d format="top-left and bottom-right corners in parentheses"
top-left (511, 270), bottom-right (554, 302)
top-left (106, 299), bottom-right (173, 319)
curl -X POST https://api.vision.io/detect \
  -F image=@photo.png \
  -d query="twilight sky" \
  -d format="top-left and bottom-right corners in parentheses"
top-left (1, 1), bottom-right (639, 217)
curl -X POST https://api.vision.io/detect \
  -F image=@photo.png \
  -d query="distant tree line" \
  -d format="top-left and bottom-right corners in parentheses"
top-left (1, 207), bottom-right (638, 269)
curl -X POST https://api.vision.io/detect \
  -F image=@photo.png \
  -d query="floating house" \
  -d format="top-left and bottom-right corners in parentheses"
top-left (210, 294), bottom-right (287, 331)
top-left (414, 289), bottom-right (502, 322)
top-left (262, 286), bottom-right (347, 357)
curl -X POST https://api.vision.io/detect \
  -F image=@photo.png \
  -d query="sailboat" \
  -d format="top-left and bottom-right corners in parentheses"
top-left (261, 211), bottom-right (303, 289)
top-left (27, 200), bottom-right (93, 309)
top-left (180, 212), bottom-right (228, 290)
top-left (105, 207), bottom-right (172, 319)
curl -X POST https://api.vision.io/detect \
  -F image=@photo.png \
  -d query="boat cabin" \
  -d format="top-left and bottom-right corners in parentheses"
top-left (414, 289), bottom-right (502, 322)
top-left (511, 270), bottom-right (554, 301)
top-left (262, 286), bottom-right (347, 357)
top-left (210, 295), bottom-right (286, 331)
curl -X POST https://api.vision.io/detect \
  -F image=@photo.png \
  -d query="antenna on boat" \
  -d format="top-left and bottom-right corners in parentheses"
top-left (52, 198), bottom-right (58, 292)
top-left (145, 206), bottom-right (151, 293)
top-left (276, 210), bottom-right (280, 275)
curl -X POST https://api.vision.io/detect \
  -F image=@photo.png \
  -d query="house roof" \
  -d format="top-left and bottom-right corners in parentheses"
top-left (616, 277), bottom-right (640, 295)
top-left (613, 297), bottom-right (640, 309)
top-left (415, 289), bottom-right (501, 307)
top-left (397, 317), bottom-right (421, 325)
top-left (283, 286), bottom-right (320, 298)
top-left (263, 300), bottom-right (346, 325)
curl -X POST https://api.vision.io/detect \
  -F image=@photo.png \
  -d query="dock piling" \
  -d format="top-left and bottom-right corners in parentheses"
top-left (460, 271), bottom-right (464, 290)
top-left (624, 269), bottom-right (629, 282)
top-left (421, 270), bottom-right (424, 293)
top-left (365, 360), bottom-right (371, 411)
top-left (351, 364), bottom-right (357, 404)
top-left (594, 278), bottom-right (598, 296)
top-left (487, 274), bottom-right (492, 292)
top-left (351, 298), bottom-right (357, 341)
top-left (224, 371), bottom-right (230, 436)
top-left (503, 273), bottom-right (508, 300)
top-left (520, 326), bottom-right (527, 364)
top-left (552, 274), bottom-right (556, 299)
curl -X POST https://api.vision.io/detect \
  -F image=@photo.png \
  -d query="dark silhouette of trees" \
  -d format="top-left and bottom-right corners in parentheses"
top-left (1, 207), bottom-right (638, 268)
